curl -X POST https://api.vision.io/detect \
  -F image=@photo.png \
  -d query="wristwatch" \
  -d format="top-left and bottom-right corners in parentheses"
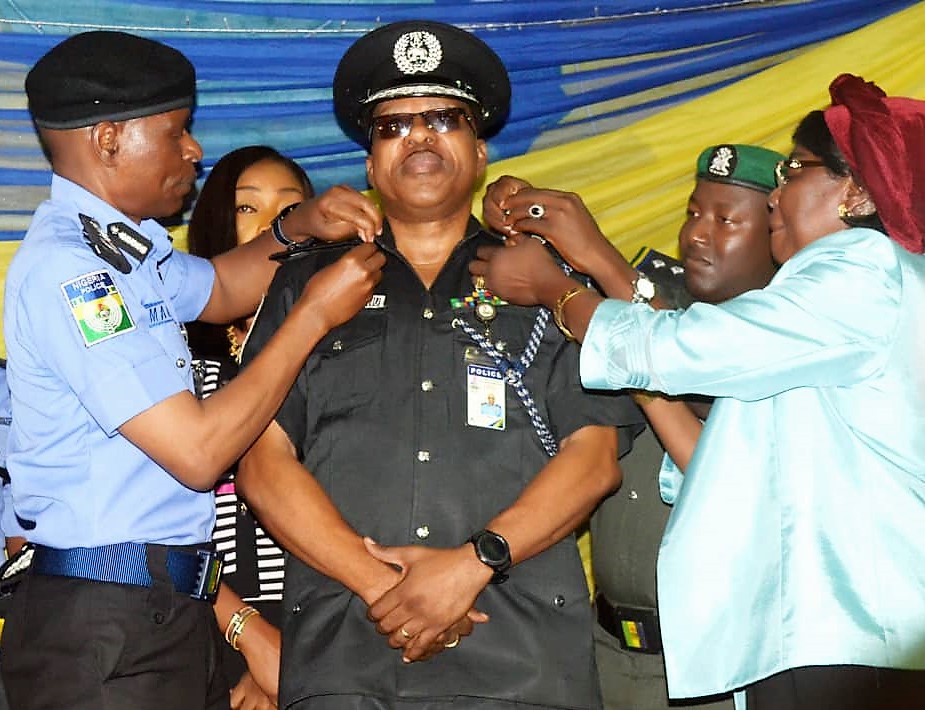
top-left (630, 271), bottom-right (656, 304)
top-left (468, 529), bottom-right (512, 584)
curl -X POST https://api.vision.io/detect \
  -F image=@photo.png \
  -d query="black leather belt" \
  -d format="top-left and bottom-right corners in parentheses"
top-left (595, 593), bottom-right (662, 654)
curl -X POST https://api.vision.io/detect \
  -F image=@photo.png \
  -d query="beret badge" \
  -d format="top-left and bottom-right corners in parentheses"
top-left (393, 31), bottom-right (443, 75)
top-left (708, 145), bottom-right (738, 178)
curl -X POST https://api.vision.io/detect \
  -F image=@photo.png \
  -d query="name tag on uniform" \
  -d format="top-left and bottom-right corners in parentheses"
top-left (466, 362), bottom-right (505, 431)
top-left (365, 294), bottom-right (386, 309)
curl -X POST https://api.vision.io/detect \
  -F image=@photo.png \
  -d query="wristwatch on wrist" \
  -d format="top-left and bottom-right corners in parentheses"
top-left (630, 271), bottom-right (656, 304)
top-left (468, 529), bottom-right (512, 584)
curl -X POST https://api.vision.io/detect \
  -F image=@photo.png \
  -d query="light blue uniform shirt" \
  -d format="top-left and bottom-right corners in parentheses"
top-left (0, 363), bottom-right (28, 539)
top-left (581, 228), bottom-right (925, 699)
top-left (3, 176), bottom-right (216, 547)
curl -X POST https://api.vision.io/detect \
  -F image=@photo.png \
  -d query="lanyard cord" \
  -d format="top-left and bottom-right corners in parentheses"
top-left (455, 308), bottom-right (559, 457)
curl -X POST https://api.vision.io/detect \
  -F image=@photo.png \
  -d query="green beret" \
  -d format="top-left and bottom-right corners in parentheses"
top-left (333, 20), bottom-right (510, 147)
top-left (26, 31), bottom-right (195, 130)
top-left (696, 144), bottom-right (785, 194)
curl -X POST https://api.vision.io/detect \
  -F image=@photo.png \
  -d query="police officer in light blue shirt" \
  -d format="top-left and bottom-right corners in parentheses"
top-left (1, 30), bottom-right (385, 710)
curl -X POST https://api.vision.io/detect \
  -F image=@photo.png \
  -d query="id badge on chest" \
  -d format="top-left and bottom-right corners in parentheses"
top-left (465, 346), bottom-right (505, 431)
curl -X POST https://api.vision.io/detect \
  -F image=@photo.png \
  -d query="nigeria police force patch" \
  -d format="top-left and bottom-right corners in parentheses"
top-left (61, 270), bottom-right (136, 346)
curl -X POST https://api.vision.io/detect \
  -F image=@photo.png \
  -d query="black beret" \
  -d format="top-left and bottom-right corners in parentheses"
top-left (26, 31), bottom-right (196, 130)
top-left (333, 20), bottom-right (510, 146)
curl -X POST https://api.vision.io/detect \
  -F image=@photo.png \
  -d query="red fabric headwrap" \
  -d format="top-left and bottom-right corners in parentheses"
top-left (824, 73), bottom-right (925, 254)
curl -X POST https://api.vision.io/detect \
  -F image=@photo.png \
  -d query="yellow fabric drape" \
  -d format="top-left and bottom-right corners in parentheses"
top-left (476, 2), bottom-right (925, 261)
top-left (3, 3), bottom-right (925, 356)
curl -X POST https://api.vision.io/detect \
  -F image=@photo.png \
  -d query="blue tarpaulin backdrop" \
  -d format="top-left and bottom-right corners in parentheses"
top-left (1, 0), bottom-right (920, 242)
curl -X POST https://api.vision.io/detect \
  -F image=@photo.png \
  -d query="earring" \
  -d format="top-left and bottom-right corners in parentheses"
top-left (837, 203), bottom-right (850, 220)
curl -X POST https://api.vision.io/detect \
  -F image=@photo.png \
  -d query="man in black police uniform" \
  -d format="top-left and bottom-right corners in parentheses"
top-left (237, 19), bottom-right (644, 710)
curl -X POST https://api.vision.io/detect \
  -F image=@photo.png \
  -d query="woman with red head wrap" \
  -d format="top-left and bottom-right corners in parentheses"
top-left (472, 74), bottom-right (925, 710)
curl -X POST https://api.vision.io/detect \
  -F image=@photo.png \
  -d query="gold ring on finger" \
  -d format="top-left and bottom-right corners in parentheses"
top-left (400, 627), bottom-right (412, 639)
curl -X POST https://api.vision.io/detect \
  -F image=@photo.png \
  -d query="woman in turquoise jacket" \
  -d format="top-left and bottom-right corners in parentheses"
top-left (473, 73), bottom-right (925, 709)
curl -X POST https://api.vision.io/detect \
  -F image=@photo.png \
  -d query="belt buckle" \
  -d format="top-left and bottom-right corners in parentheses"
top-left (191, 549), bottom-right (224, 602)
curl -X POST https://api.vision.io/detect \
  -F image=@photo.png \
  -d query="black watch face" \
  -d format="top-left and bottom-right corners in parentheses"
top-left (478, 533), bottom-right (508, 565)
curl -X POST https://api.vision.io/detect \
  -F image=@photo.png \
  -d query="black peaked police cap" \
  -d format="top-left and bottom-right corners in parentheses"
top-left (26, 31), bottom-right (196, 130)
top-left (333, 20), bottom-right (511, 147)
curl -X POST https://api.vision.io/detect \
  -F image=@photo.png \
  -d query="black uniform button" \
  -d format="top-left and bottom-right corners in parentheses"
top-left (553, 595), bottom-right (566, 608)
top-left (292, 603), bottom-right (302, 614)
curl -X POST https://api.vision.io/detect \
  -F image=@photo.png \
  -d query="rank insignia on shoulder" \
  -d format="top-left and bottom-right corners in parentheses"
top-left (269, 237), bottom-right (363, 262)
top-left (107, 222), bottom-right (152, 263)
top-left (79, 213), bottom-right (131, 274)
top-left (61, 269), bottom-right (136, 346)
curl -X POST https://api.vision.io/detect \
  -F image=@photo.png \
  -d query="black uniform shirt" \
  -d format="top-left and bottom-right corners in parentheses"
top-left (243, 218), bottom-right (644, 709)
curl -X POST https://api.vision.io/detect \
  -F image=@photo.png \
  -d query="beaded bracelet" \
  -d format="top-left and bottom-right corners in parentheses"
top-left (225, 605), bottom-right (260, 651)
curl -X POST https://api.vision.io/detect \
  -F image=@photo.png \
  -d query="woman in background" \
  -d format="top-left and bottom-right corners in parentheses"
top-left (187, 146), bottom-right (314, 710)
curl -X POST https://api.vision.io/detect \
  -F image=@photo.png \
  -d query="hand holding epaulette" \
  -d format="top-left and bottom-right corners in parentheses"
top-left (299, 242), bottom-right (386, 332)
top-left (484, 175), bottom-right (620, 280)
top-left (282, 185), bottom-right (383, 244)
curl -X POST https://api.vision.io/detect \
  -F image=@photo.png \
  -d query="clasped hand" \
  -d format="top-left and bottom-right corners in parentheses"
top-left (363, 538), bottom-right (492, 663)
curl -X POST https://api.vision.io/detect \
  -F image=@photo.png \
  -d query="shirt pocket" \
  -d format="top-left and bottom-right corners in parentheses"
top-left (310, 312), bottom-right (386, 418)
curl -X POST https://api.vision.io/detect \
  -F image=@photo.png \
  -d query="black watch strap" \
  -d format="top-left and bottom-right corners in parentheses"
top-left (468, 529), bottom-right (512, 584)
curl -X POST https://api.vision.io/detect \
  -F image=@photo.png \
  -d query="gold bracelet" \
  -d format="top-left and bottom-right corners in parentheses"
top-left (553, 286), bottom-right (587, 341)
top-left (224, 605), bottom-right (260, 651)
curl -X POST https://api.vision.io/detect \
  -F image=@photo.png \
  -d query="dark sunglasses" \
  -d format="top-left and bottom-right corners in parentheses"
top-left (369, 107), bottom-right (475, 143)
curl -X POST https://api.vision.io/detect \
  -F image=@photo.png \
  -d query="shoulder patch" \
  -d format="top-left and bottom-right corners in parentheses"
top-left (60, 270), bottom-right (136, 346)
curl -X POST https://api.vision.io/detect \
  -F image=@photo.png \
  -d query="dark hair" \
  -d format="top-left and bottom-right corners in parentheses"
top-left (186, 146), bottom-right (313, 359)
top-left (187, 145), bottom-right (313, 260)
top-left (792, 110), bottom-right (885, 234)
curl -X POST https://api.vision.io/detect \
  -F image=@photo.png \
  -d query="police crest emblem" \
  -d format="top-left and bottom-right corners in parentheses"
top-left (393, 31), bottom-right (442, 75)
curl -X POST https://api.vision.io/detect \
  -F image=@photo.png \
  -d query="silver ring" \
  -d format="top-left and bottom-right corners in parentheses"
top-left (528, 203), bottom-right (546, 220)
top-left (502, 208), bottom-right (512, 217)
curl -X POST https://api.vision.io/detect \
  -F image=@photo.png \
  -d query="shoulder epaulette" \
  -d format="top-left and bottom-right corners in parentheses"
top-left (270, 237), bottom-right (364, 263)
